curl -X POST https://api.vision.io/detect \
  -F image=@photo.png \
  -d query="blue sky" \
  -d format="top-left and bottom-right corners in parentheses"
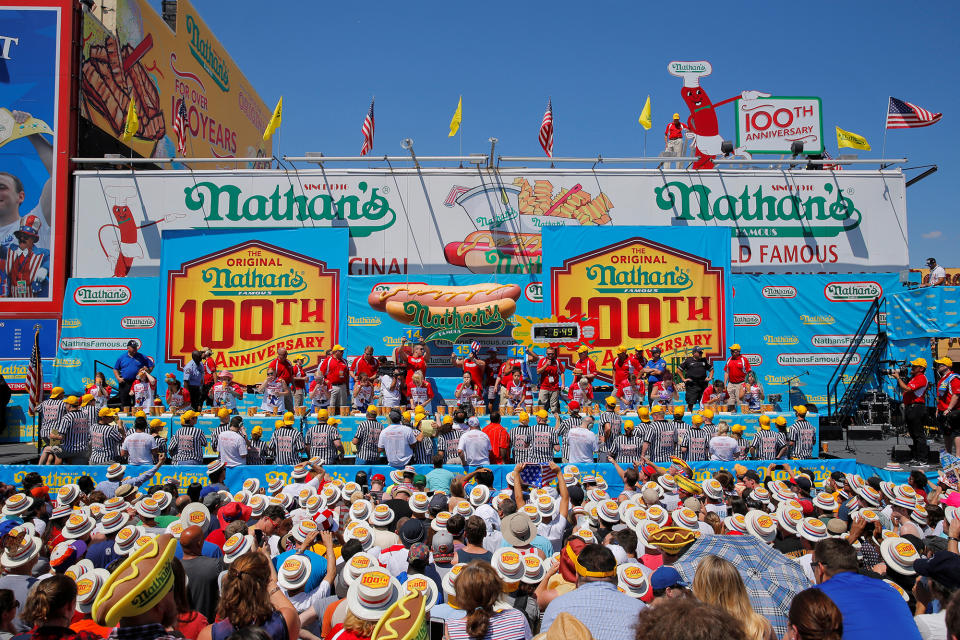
top-left (182, 0), bottom-right (957, 266)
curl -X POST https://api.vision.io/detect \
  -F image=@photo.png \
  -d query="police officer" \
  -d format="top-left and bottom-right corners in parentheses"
top-left (893, 357), bottom-right (930, 466)
top-left (679, 346), bottom-right (713, 410)
top-left (935, 356), bottom-right (960, 455)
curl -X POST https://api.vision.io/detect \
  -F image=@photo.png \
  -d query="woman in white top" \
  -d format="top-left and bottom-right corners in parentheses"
top-left (86, 371), bottom-right (113, 409)
top-left (740, 371), bottom-right (765, 412)
top-left (130, 368), bottom-right (157, 410)
top-left (408, 371), bottom-right (433, 412)
top-left (258, 368), bottom-right (290, 413)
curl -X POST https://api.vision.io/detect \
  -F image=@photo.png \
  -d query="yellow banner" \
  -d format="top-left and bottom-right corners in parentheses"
top-left (835, 126), bottom-right (870, 151)
top-left (81, 0), bottom-right (271, 164)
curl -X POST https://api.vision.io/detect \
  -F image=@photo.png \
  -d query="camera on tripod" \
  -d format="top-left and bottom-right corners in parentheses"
top-left (881, 363), bottom-right (910, 378)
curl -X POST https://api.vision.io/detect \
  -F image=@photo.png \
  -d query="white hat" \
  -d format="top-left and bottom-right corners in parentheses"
top-left (278, 554), bottom-right (312, 591)
top-left (751, 486), bottom-right (771, 504)
top-left (223, 533), bottom-right (256, 564)
top-left (296, 487), bottom-right (317, 509)
top-left (773, 506), bottom-right (803, 535)
top-left (431, 511), bottom-right (452, 532)
top-left (441, 563), bottom-right (467, 600)
top-left (345, 524), bottom-right (375, 551)
top-left (409, 492), bottom-right (431, 514)
top-left (342, 482), bottom-right (361, 499)
top-left (890, 486), bottom-right (918, 510)
top-left (321, 484), bottom-right (342, 506)
top-left (671, 508), bottom-right (699, 530)
top-left (587, 488), bottom-right (610, 503)
top-left (87, 503), bottom-right (105, 522)
top-left (598, 500), bottom-right (621, 525)
top-left (724, 514), bottom-right (747, 534)
top-left (879, 481), bottom-right (898, 503)
top-left (350, 500), bottom-right (374, 522)
top-left (57, 484), bottom-right (82, 506)
top-left (536, 494), bottom-right (559, 521)
top-left (573, 528), bottom-right (597, 544)
top-left (242, 478), bottom-right (260, 494)
top-left (657, 475), bottom-right (678, 494)
top-left (249, 495), bottom-right (267, 518)
top-left (402, 575), bottom-right (438, 612)
top-left (100, 511), bottom-right (129, 535)
top-left (290, 464), bottom-right (309, 481)
top-left (856, 486), bottom-right (882, 508)
top-left (346, 569), bottom-right (402, 621)
top-left (64, 559), bottom-right (94, 582)
top-left (62, 513), bottom-right (95, 540)
top-left (165, 521), bottom-right (186, 539)
top-left (617, 563), bottom-right (652, 600)
top-left (880, 537), bottom-right (919, 575)
top-left (106, 463), bottom-right (126, 480)
top-left (911, 505), bottom-right (928, 526)
top-left (645, 505), bottom-right (668, 527)
top-left (151, 491), bottom-right (173, 512)
top-left (207, 460), bottom-right (225, 476)
top-left (51, 503), bottom-right (73, 520)
top-left (521, 504), bottom-right (542, 526)
top-left (135, 498), bottom-right (162, 521)
top-left (1, 493), bottom-right (33, 517)
top-left (491, 547), bottom-right (525, 584)
top-left (635, 521), bottom-right (661, 551)
top-left (468, 485), bottom-right (490, 507)
top-left (745, 511), bottom-right (777, 543)
top-left (75, 568), bottom-right (112, 613)
top-left (797, 517), bottom-right (829, 543)
top-left (103, 497), bottom-right (126, 513)
top-left (1, 535), bottom-right (41, 569)
top-left (292, 519), bottom-right (319, 544)
top-left (180, 503), bottom-right (211, 533)
top-left (884, 579), bottom-right (911, 603)
top-left (701, 479), bottom-right (723, 501)
top-left (370, 504), bottom-right (395, 527)
top-left (343, 552), bottom-right (377, 586)
top-left (812, 492), bottom-right (837, 512)
top-left (520, 554), bottom-right (546, 585)
top-left (113, 526), bottom-right (145, 556)
top-left (667, 60), bottom-right (713, 88)
top-left (268, 476), bottom-right (285, 494)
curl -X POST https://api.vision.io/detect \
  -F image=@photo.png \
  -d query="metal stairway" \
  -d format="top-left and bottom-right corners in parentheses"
top-left (825, 297), bottom-right (887, 428)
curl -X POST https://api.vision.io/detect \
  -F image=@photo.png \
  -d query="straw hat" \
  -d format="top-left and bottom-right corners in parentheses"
top-left (370, 504), bottom-right (396, 527)
top-left (409, 492), bottom-right (431, 514)
top-left (635, 521), bottom-right (661, 550)
top-left (617, 564), bottom-right (652, 600)
top-left (773, 506), bottom-right (804, 535)
top-left (797, 517), bottom-right (828, 543)
top-left (1, 535), bottom-right (41, 569)
top-left (100, 511), bottom-right (129, 536)
top-left (724, 514), bottom-right (747, 534)
top-left (751, 486), bottom-right (771, 504)
top-left (343, 552), bottom-right (377, 586)
top-left (701, 479), bottom-right (723, 501)
top-left (51, 504), bottom-right (73, 520)
top-left (911, 505), bottom-right (928, 526)
top-left (597, 500), bottom-right (621, 525)
top-left (180, 503), bottom-right (211, 533)
top-left (520, 555), bottom-right (546, 585)
top-left (441, 563), bottom-right (467, 601)
top-left (657, 475), bottom-right (678, 494)
top-left (492, 547), bottom-right (526, 584)
top-left (645, 505), bottom-right (668, 526)
top-left (402, 575), bottom-right (438, 612)
top-left (856, 486), bottom-right (882, 508)
top-left (455, 502), bottom-right (474, 518)
top-left (346, 569), bottom-right (402, 621)
top-left (880, 537), bottom-right (920, 575)
top-left (62, 513), bottom-right (96, 540)
top-left (135, 498), bottom-right (162, 521)
top-left (812, 492), bottom-right (837, 512)
top-left (501, 513), bottom-right (537, 547)
top-left (521, 504), bottom-right (542, 526)
top-left (268, 476), bottom-right (285, 494)
top-left (745, 511), bottom-right (778, 543)
top-left (468, 485), bottom-right (490, 508)
top-left (57, 484), bottom-right (82, 506)
top-left (164, 522), bottom-right (186, 539)
top-left (536, 494), bottom-right (559, 521)
top-left (75, 568), bottom-right (112, 613)
top-left (890, 486), bottom-right (918, 510)
top-left (113, 526), bottom-right (145, 556)
top-left (1, 494), bottom-right (33, 517)
top-left (292, 519), bottom-right (318, 544)
top-left (345, 524), bottom-right (375, 551)
top-left (884, 579), bottom-right (911, 602)
top-left (671, 508), bottom-right (700, 530)
top-left (223, 533), bottom-right (255, 564)
top-left (278, 554), bottom-right (312, 591)
top-left (248, 495), bottom-right (267, 518)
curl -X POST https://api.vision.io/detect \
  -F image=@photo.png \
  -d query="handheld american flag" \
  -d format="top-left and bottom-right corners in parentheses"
top-left (539, 98), bottom-right (554, 158)
top-left (886, 97), bottom-right (942, 129)
top-left (26, 326), bottom-right (42, 415)
top-left (174, 99), bottom-right (188, 155)
top-left (519, 463), bottom-right (557, 488)
top-left (360, 99), bottom-right (375, 156)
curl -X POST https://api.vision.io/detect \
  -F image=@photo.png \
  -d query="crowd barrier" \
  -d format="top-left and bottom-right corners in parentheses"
top-left (2, 459), bottom-right (920, 498)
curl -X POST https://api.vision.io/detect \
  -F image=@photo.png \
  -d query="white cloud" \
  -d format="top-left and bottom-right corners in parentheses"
top-left (922, 230), bottom-right (943, 239)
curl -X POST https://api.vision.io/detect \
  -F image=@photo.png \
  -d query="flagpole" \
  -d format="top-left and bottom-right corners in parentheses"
top-left (880, 96), bottom-right (890, 163)
top-left (459, 121), bottom-right (463, 169)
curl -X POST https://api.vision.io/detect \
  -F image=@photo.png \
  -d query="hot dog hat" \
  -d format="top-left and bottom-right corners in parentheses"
top-left (91, 533), bottom-right (177, 627)
top-left (0, 109), bottom-right (53, 150)
top-left (370, 580), bottom-right (428, 640)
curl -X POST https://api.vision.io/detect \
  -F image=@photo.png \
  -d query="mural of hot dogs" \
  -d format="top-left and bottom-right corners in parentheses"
top-left (443, 230), bottom-right (541, 274)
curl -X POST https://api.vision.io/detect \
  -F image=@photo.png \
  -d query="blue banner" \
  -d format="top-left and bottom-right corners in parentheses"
top-left (887, 287), bottom-right (960, 340)
top-left (53, 278), bottom-right (160, 390)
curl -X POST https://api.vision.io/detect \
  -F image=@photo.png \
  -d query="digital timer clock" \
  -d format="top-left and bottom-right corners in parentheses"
top-left (531, 322), bottom-right (580, 342)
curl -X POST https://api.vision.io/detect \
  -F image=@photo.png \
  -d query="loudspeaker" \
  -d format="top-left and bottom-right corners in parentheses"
top-left (847, 424), bottom-right (884, 440)
top-left (820, 424), bottom-right (843, 440)
top-left (891, 445), bottom-right (912, 462)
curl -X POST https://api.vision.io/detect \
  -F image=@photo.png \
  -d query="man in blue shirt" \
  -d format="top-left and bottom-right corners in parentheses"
top-left (642, 347), bottom-right (667, 403)
top-left (113, 340), bottom-right (155, 407)
top-left (812, 538), bottom-right (921, 640)
top-left (541, 543), bottom-right (645, 640)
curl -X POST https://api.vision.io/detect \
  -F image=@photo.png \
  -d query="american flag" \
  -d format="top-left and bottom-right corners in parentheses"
top-left (174, 99), bottom-right (188, 155)
top-left (539, 98), bottom-right (554, 158)
top-left (26, 326), bottom-right (42, 415)
top-left (360, 99), bottom-right (375, 156)
top-left (886, 97), bottom-right (942, 129)
top-left (519, 463), bottom-right (557, 488)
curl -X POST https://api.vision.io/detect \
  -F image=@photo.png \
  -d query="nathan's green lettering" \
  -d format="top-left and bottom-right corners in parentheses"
top-left (201, 267), bottom-right (307, 296)
top-left (403, 300), bottom-right (506, 342)
top-left (185, 15), bottom-right (229, 91)
top-left (585, 264), bottom-right (692, 293)
top-left (653, 181), bottom-right (861, 237)
top-left (184, 182), bottom-right (397, 237)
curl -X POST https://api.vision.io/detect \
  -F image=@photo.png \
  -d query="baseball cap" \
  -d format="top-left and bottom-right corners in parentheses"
top-left (911, 358), bottom-right (928, 368)
top-left (913, 550), bottom-right (960, 589)
top-left (126, 340), bottom-right (138, 348)
top-left (936, 357), bottom-right (954, 367)
top-left (730, 344), bottom-right (741, 351)
top-left (650, 566), bottom-right (686, 591)
top-left (431, 531), bottom-right (455, 563)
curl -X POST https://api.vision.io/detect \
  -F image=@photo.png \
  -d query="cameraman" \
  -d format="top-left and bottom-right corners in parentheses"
top-left (935, 356), bottom-right (960, 455)
top-left (893, 357), bottom-right (930, 465)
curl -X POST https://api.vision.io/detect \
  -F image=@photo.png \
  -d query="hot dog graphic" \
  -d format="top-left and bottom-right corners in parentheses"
top-left (368, 283), bottom-right (521, 325)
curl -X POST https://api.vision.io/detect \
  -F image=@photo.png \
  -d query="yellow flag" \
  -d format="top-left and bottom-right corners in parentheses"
top-left (836, 126), bottom-right (870, 151)
top-left (263, 97), bottom-right (283, 142)
top-left (448, 96), bottom-right (462, 137)
top-left (638, 95), bottom-right (652, 131)
top-left (121, 97), bottom-right (138, 143)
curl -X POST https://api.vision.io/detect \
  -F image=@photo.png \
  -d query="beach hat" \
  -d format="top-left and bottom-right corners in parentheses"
top-left (798, 518), bottom-right (828, 543)
top-left (431, 511), bottom-right (452, 532)
top-left (812, 492), bottom-right (837, 512)
top-left (100, 511), bottom-right (129, 536)
top-left (223, 533), bottom-right (255, 564)
top-left (880, 537), bottom-right (920, 575)
top-left (1, 535), bottom-right (41, 569)
top-left (701, 479), bottom-right (723, 501)
top-left (468, 485), bottom-right (490, 507)
top-left (180, 503), bottom-right (211, 533)
top-left (248, 495), bottom-right (267, 518)
top-left (773, 506), bottom-right (804, 535)
top-left (91, 534), bottom-right (177, 627)
top-left (278, 554), bottom-right (312, 591)
top-left (645, 527), bottom-right (699, 554)
top-left (346, 569), bottom-right (402, 621)
top-left (617, 564), bottom-right (652, 601)
top-left (113, 526), bottom-right (145, 556)
top-left (1, 493), bottom-right (33, 517)
top-left (745, 511), bottom-right (778, 543)
top-left (135, 498), bottom-right (161, 521)
top-left (57, 484), bottom-right (82, 506)
top-left (724, 514), bottom-right (748, 534)
top-left (62, 513), bottom-right (96, 540)
top-left (502, 513), bottom-right (537, 547)
top-left (75, 568), bottom-right (112, 613)
top-left (671, 508), bottom-right (700, 530)
top-left (492, 547), bottom-right (526, 584)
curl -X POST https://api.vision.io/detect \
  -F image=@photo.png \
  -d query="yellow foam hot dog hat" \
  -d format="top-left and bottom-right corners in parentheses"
top-left (91, 533), bottom-right (177, 627)
top-left (371, 585), bottom-right (427, 640)
top-left (0, 109), bottom-right (52, 149)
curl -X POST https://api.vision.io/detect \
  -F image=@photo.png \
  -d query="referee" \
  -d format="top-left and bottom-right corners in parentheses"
top-left (352, 406), bottom-right (384, 464)
top-left (893, 358), bottom-right (931, 466)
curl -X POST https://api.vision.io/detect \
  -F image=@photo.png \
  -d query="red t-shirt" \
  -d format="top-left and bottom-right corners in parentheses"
top-left (322, 356), bottom-right (350, 386)
top-left (351, 355), bottom-right (379, 379)
top-left (203, 357), bottom-right (217, 385)
top-left (291, 364), bottom-right (306, 390)
top-left (569, 382), bottom-right (594, 403)
top-left (483, 357), bottom-right (502, 387)
top-left (665, 121), bottom-right (685, 139)
top-left (903, 373), bottom-right (928, 405)
top-left (499, 359), bottom-right (523, 382)
top-left (612, 356), bottom-right (632, 387)
top-left (483, 423), bottom-right (511, 464)
top-left (177, 611), bottom-right (209, 640)
top-left (462, 358), bottom-right (484, 388)
top-left (270, 358), bottom-right (294, 384)
top-left (724, 356), bottom-right (751, 384)
top-left (575, 357), bottom-right (599, 379)
top-left (405, 355), bottom-right (428, 387)
top-left (537, 357), bottom-right (565, 391)
top-left (937, 373), bottom-right (960, 411)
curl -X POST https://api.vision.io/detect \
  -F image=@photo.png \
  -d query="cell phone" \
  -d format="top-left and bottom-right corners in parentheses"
top-left (773, 464), bottom-right (784, 470)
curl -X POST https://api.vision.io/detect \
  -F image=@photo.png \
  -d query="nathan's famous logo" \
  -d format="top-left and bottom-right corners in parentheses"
top-left (74, 285), bottom-right (131, 305)
top-left (524, 282), bottom-right (543, 303)
top-left (669, 61), bottom-right (708, 74)
top-left (551, 237), bottom-right (725, 382)
top-left (185, 14), bottom-right (229, 92)
top-left (777, 353), bottom-right (861, 366)
top-left (654, 181), bottom-right (861, 237)
top-left (166, 241), bottom-right (339, 386)
top-left (183, 181), bottom-right (396, 238)
top-left (801, 314), bottom-right (835, 325)
top-left (762, 285), bottom-right (796, 298)
top-left (734, 313), bottom-right (761, 326)
top-left (763, 335), bottom-right (798, 346)
top-left (824, 281), bottom-right (882, 302)
top-left (121, 316), bottom-right (156, 329)
top-left (367, 283), bottom-right (520, 343)
top-left (811, 334), bottom-right (878, 348)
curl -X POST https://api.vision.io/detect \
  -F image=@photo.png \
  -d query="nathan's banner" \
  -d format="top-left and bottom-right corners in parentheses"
top-left (53, 278), bottom-right (160, 389)
top-left (72, 169), bottom-right (909, 277)
top-left (80, 0), bottom-right (271, 163)
top-left (158, 229), bottom-right (346, 386)
top-left (543, 227), bottom-right (731, 382)
top-left (731, 273), bottom-right (904, 406)
top-left (735, 97), bottom-right (823, 155)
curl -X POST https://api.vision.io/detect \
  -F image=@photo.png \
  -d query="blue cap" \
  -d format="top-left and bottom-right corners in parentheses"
top-left (650, 566), bottom-right (686, 591)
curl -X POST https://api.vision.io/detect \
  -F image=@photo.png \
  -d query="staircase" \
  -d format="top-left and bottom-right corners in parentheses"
top-left (824, 297), bottom-right (887, 428)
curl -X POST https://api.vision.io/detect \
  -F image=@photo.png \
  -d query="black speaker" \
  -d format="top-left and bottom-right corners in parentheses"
top-left (847, 424), bottom-right (884, 440)
top-left (891, 445), bottom-right (912, 462)
top-left (820, 424), bottom-right (843, 440)
top-left (928, 449), bottom-right (942, 465)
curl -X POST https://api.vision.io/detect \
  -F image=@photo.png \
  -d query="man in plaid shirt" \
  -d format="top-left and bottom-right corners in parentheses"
top-left (271, 415), bottom-right (306, 465)
top-left (641, 405), bottom-right (678, 463)
top-left (169, 410), bottom-right (207, 465)
top-left (558, 401), bottom-right (584, 462)
top-left (352, 406), bottom-right (384, 464)
top-left (89, 407), bottom-right (124, 465)
top-left (528, 409), bottom-right (560, 463)
top-left (306, 416), bottom-right (343, 464)
top-left (608, 419), bottom-right (643, 464)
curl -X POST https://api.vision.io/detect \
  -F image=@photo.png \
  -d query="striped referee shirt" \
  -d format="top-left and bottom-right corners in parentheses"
top-left (558, 414), bottom-right (583, 461)
top-left (170, 425), bottom-right (207, 464)
top-left (153, 434), bottom-right (168, 459)
top-left (509, 424), bottom-right (533, 464)
top-left (679, 427), bottom-right (709, 462)
top-left (210, 423), bottom-right (230, 452)
top-left (643, 420), bottom-right (678, 463)
top-left (57, 410), bottom-right (91, 455)
top-left (750, 430), bottom-right (782, 460)
top-left (271, 426), bottom-right (306, 465)
top-left (89, 423), bottom-right (123, 464)
top-left (438, 429), bottom-right (463, 464)
top-left (528, 422), bottom-right (559, 464)
top-left (306, 423), bottom-right (341, 464)
top-left (38, 398), bottom-right (66, 439)
top-left (353, 419), bottom-right (383, 462)
top-left (247, 438), bottom-right (270, 464)
top-left (597, 411), bottom-right (621, 456)
top-left (735, 436), bottom-right (750, 459)
top-left (788, 419), bottom-right (815, 459)
top-left (609, 432), bottom-right (643, 464)
top-left (411, 433), bottom-right (434, 465)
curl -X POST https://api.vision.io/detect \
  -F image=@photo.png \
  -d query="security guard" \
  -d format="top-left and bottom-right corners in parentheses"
top-left (935, 356), bottom-right (960, 455)
top-left (893, 357), bottom-right (930, 465)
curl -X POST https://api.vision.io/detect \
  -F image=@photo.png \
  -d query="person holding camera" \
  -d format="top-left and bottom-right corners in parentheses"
top-left (894, 357), bottom-right (931, 465)
top-left (935, 356), bottom-right (960, 455)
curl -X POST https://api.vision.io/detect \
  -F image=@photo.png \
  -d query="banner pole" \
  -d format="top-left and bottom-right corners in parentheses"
top-left (880, 96), bottom-right (890, 162)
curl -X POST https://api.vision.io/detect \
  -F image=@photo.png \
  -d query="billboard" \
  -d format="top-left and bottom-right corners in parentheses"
top-left (158, 229), bottom-right (347, 387)
top-left (73, 168), bottom-right (909, 277)
top-left (80, 0), bottom-right (271, 163)
top-left (735, 97), bottom-right (823, 155)
top-left (0, 2), bottom-right (74, 312)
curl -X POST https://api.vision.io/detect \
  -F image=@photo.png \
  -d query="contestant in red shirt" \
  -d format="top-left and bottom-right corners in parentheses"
top-left (268, 348), bottom-right (295, 413)
top-left (351, 345), bottom-right (380, 383)
top-left (290, 355), bottom-right (308, 410)
top-left (612, 347), bottom-right (633, 387)
top-left (404, 343), bottom-right (429, 395)
top-left (894, 357), bottom-right (930, 465)
top-left (536, 346), bottom-right (565, 414)
top-left (723, 344), bottom-right (751, 410)
top-left (451, 342), bottom-right (485, 389)
top-left (574, 346), bottom-right (598, 383)
top-left (320, 345), bottom-right (351, 412)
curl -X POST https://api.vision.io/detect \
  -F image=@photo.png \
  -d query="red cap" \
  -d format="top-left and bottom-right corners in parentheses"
top-left (31, 486), bottom-right (49, 500)
top-left (641, 465), bottom-right (657, 477)
top-left (568, 401), bottom-right (580, 410)
top-left (217, 501), bottom-right (252, 528)
top-left (371, 474), bottom-right (386, 484)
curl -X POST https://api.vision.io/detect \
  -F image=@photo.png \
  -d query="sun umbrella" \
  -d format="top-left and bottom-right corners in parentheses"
top-left (671, 534), bottom-right (812, 637)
